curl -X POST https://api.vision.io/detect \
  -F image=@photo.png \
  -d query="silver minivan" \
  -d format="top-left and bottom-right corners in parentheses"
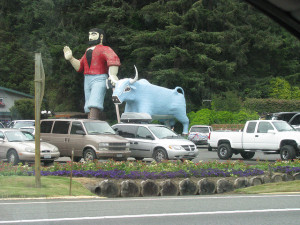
top-left (40, 119), bottom-right (131, 161)
top-left (112, 123), bottom-right (199, 162)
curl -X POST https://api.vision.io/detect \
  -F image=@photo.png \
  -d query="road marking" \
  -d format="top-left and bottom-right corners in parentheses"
top-left (1, 194), bottom-right (300, 205)
top-left (0, 208), bottom-right (300, 223)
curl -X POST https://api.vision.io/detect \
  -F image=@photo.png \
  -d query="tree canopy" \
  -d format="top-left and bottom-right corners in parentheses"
top-left (0, 0), bottom-right (299, 121)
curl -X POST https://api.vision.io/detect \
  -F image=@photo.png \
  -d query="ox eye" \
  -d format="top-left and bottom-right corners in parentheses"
top-left (124, 86), bottom-right (131, 92)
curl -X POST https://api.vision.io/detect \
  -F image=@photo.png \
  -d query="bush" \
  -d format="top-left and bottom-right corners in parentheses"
top-left (244, 98), bottom-right (300, 114)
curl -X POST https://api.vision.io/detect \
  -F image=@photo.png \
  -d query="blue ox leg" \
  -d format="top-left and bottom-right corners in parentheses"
top-left (174, 113), bottom-right (189, 134)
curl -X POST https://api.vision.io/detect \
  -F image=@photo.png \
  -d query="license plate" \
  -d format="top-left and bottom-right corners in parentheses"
top-left (116, 154), bottom-right (123, 157)
top-left (44, 154), bottom-right (51, 159)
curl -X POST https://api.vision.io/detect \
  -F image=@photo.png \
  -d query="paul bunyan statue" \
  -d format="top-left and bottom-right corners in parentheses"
top-left (63, 28), bottom-right (120, 119)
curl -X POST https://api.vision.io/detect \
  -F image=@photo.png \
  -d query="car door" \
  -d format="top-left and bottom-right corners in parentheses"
top-left (242, 121), bottom-right (257, 149)
top-left (50, 121), bottom-right (71, 157)
top-left (133, 126), bottom-right (155, 158)
top-left (255, 121), bottom-right (278, 150)
top-left (67, 121), bottom-right (86, 158)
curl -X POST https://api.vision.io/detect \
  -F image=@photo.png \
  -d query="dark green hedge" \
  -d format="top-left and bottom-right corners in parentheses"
top-left (243, 98), bottom-right (300, 114)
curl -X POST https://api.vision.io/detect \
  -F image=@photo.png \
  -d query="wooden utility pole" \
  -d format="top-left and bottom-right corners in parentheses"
top-left (34, 53), bottom-right (45, 188)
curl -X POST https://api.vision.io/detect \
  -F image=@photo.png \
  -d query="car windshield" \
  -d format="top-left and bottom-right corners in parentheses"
top-left (84, 121), bottom-right (115, 135)
top-left (149, 126), bottom-right (182, 139)
top-left (5, 131), bottom-right (35, 142)
top-left (190, 127), bottom-right (209, 133)
top-left (272, 121), bottom-right (295, 132)
top-left (12, 121), bottom-right (35, 128)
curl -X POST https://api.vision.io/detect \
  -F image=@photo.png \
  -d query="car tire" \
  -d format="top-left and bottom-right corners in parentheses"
top-left (240, 152), bottom-right (255, 160)
top-left (153, 148), bottom-right (168, 162)
top-left (217, 143), bottom-right (233, 160)
top-left (7, 150), bottom-right (20, 165)
top-left (280, 145), bottom-right (296, 160)
top-left (135, 157), bottom-right (144, 161)
top-left (83, 149), bottom-right (97, 161)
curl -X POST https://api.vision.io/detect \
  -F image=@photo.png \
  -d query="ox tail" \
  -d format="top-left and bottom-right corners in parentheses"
top-left (175, 87), bottom-right (185, 95)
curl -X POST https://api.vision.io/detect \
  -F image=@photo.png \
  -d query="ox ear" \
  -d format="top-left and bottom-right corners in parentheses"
top-left (129, 65), bottom-right (138, 84)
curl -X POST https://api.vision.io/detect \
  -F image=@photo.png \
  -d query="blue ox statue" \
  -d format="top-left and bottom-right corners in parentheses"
top-left (111, 66), bottom-right (189, 134)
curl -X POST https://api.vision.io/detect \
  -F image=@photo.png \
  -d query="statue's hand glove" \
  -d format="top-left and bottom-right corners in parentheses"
top-left (63, 46), bottom-right (73, 60)
top-left (108, 66), bottom-right (119, 86)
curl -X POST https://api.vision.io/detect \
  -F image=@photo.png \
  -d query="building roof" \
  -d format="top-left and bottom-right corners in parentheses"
top-left (0, 86), bottom-right (33, 98)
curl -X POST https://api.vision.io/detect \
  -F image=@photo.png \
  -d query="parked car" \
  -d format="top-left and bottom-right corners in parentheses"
top-left (208, 120), bottom-right (300, 160)
top-left (112, 123), bottom-right (199, 162)
top-left (0, 128), bottom-right (60, 165)
top-left (40, 119), bottom-right (131, 162)
top-left (187, 125), bottom-right (213, 145)
top-left (8, 120), bottom-right (35, 129)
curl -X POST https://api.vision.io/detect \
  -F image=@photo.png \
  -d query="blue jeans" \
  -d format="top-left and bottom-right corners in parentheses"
top-left (84, 74), bottom-right (108, 113)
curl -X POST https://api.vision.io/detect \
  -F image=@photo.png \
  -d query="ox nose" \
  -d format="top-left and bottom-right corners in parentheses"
top-left (112, 96), bottom-right (121, 104)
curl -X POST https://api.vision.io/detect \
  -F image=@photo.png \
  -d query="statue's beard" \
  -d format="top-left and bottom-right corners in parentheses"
top-left (88, 39), bottom-right (100, 46)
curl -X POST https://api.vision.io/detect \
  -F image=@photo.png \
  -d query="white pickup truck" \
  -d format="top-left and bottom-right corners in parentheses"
top-left (208, 120), bottom-right (300, 160)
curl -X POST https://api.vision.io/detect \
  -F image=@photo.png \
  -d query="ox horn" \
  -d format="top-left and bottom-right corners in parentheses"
top-left (129, 65), bottom-right (138, 84)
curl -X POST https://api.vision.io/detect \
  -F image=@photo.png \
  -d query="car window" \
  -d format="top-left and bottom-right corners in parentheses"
top-left (41, 121), bottom-right (53, 133)
top-left (290, 114), bottom-right (300, 125)
top-left (70, 121), bottom-right (85, 135)
top-left (114, 125), bottom-right (136, 138)
top-left (190, 127), bottom-right (209, 133)
top-left (52, 121), bottom-right (70, 134)
top-left (272, 121), bottom-right (295, 132)
top-left (257, 121), bottom-right (274, 133)
top-left (5, 131), bottom-right (34, 141)
top-left (149, 126), bottom-right (181, 139)
top-left (83, 121), bottom-right (115, 134)
top-left (136, 127), bottom-right (153, 139)
top-left (246, 122), bottom-right (257, 133)
top-left (13, 121), bottom-right (35, 128)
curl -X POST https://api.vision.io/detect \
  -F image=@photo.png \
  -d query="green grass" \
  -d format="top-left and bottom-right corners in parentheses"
top-left (234, 180), bottom-right (300, 194)
top-left (0, 176), bottom-right (96, 198)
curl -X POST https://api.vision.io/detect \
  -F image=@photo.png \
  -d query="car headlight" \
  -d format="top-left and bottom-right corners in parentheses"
top-left (25, 147), bottom-right (35, 153)
top-left (169, 145), bottom-right (184, 150)
top-left (99, 143), bottom-right (109, 150)
top-left (126, 142), bottom-right (130, 147)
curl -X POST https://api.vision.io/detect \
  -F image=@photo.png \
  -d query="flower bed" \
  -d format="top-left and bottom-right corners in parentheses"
top-left (1, 159), bottom-right (300, 179)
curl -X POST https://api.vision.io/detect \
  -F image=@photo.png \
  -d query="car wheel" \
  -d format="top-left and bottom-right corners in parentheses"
top-left (83, 149), bottom-right (97, 161)
top-left (153, 148), bottom-right (168, 162)
top-left (208, 146), bottom-right (213, 151)
top-left (217, 143), bottom-right (233, 160)
top-left (240, 152), bottom-right (255, 159)
top-left (7, 150), bottom-right (20, 165)
top-left (135, 157), bottom-right (144, 161)
top-left (280, 145), bottom-right (296, 160)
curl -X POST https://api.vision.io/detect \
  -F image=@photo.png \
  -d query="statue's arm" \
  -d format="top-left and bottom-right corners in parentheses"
top-left (63, 46), bottom-right (80, 71)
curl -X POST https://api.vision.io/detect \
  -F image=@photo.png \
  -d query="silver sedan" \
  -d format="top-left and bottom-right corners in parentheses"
top-left (0, 128), bottom-right (60, 165)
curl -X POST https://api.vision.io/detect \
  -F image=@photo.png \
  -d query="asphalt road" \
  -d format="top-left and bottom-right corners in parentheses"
top-left (54, 145), bottom-right (282, 165)
top-left (0, 194), bottom-right (300, 224)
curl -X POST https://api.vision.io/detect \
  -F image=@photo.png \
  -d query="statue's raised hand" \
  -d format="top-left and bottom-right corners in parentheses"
top-left (63, 46), bottom-right (73, 60)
